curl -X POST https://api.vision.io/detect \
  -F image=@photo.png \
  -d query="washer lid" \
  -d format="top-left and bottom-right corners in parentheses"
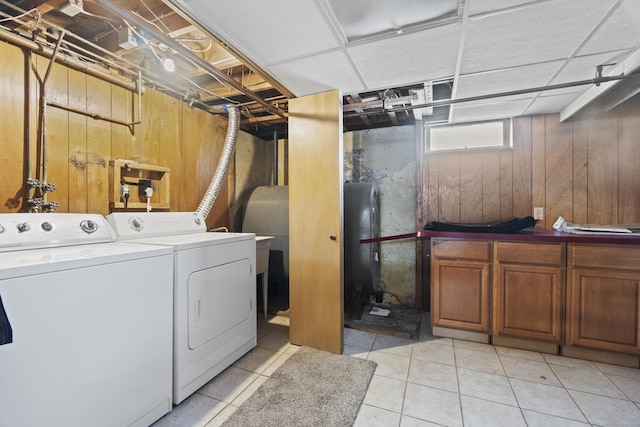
top-left (125, 231), bottom-right (255, 251)
top-left (0, 242), bottom-right (172, 279)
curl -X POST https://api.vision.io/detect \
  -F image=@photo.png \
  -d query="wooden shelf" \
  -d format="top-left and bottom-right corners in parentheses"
top-left (109, 160), bottom-right (170, 211)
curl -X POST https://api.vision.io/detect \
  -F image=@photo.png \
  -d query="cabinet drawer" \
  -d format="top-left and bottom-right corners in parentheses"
top-left (496, 242), bottom-right (565, 266)
top-left (432, 239), bottom-right (491, 261)
top-left (570, 244), bottom-right (640, 270)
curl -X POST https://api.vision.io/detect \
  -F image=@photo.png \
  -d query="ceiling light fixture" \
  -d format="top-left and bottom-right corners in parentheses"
top-left (163, 57), bottom-right (175, 72)
top-left (145, 41), bottom-right (175, 73)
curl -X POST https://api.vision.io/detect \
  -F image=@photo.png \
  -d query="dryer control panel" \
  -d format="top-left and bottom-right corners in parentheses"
top-left (106, 211), bottom-right (206, 239)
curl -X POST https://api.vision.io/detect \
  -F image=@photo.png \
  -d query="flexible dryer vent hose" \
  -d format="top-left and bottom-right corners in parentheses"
top-left (196, 105), bottom-right (239, 219)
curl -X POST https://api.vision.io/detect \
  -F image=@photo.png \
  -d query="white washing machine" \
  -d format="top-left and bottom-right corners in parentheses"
top-left (106, 212), bottom-right (256, 404)
top-left (0, 213), bottom-right (174, 427)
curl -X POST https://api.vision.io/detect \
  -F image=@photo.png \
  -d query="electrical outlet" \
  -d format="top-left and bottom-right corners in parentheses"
top-left (533, 207), bottom-right (544, 220)
top-left (59, 0), bottom-right (83, 17)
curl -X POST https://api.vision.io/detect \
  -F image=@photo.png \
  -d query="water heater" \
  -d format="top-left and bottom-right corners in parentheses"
top-left (344, 182), bottom-right (381, 319)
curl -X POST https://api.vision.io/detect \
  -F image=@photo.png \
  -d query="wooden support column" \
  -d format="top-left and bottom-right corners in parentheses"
top-left (288, 90), bottom-right (344, 354)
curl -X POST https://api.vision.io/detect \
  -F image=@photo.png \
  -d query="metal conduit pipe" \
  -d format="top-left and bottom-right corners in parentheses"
top-left (39, 31), bottom-right (65, 207)
top-left (1, 22), bottom-right (226, 127)
top-left (95, 0), bottom-right (288, 120)
top-left (24, 49), bottom-right (34, 203)
top-left (0, 2), bottom-right (227, 107)
top-left (0, 0), bottom-right (141, 80)
top-left (1, 2), bottom-right (285, 122)
top-left (0, 27), bottom-right (140, 93)
top-left (0, 4), bottom-right (186, 102)
top-left (196, 105), bottom-right (240, 219)
top-left (0, 5), bottom-right (239, 108)
top-left (343, 74), bottom-right (627, 117)
top-left (46, 71), bottom-right (143, 131)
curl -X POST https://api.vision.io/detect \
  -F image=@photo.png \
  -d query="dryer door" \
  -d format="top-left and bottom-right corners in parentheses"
top-left (188, 258), bottom-right (252, 349)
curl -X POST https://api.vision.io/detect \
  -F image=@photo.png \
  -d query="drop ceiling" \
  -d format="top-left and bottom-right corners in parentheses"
top-left (166, 0), bottom-right (640, 128)
top-left (1, 0), bottom-right (640, 140)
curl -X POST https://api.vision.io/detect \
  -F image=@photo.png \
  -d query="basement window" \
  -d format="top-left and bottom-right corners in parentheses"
top-left (425, 119), bottom-right (512, 153)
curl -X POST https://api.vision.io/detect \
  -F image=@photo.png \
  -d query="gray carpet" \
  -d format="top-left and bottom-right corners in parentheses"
top-left (222, 346), bottom-right (377, 427)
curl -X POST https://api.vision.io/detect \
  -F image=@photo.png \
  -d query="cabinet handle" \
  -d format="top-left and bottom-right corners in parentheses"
top-left (329, 235), bottom-right (337, 241)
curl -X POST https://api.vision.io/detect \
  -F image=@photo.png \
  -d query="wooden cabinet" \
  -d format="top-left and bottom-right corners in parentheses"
top-left (431, 235), bottom-right (640, 360)
top-left (109, 160), bottom-right (170, 211)
top-left (567, 244), bottom-right (640, 355)
top-left (431, 239), bottom-right (492, 333)
top-left (493, 242), bottom-right (565, 343)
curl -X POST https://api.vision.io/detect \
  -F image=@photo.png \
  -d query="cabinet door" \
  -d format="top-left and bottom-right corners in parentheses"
top-left (493, 242), bottom-right (565, 343)
top-left (432, 259), bottom-right (491, 333)
top-left (493, 264), bottom-right (564, 342)
top-left (567, 268), bottom-right (640, 355)
top-left (568, 244), bottom-right (640, 355)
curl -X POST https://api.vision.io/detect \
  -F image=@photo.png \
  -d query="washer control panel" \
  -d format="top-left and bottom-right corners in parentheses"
top-left (0, 213), bottom-right (115, 251)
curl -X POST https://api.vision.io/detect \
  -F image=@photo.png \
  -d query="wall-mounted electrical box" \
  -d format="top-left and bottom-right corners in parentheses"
top-left (109, 160), bottom-right (170, 211)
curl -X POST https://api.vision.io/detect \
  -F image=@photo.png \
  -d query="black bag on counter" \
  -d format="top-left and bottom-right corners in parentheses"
top-left (423, 216), bottom-right (538, 234)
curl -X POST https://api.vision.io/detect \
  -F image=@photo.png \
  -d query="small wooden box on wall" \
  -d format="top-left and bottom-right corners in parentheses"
top-left (109, 160), bottom-right (170, 211)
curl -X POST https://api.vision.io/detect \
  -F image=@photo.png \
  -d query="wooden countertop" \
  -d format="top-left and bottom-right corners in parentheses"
top-left (418, 228), bottom-right (640, 246)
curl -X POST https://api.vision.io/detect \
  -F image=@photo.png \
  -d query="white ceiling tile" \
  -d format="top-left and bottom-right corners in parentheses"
top-left (268, 50), bottom-right (365, 96)
top-left (450, 99), bottom-right (533, 122)
top-left (326, 0), bottom-right (459, 40)
top-left (553, 51), bottom-right (630, 84)
top-left (171, 0), bottom-right (640, 125)
top-left (578, 1), bottom-right (640, 56)
top-left (348, 23), bottom-right (461, 90)
top-left (455, 61), bottom-right (565, 99)
top-left (523, 92), bottom-right (583, 116)
top-left (461, 0), bottom-right (619, 74)
top-left (467, 0), bottom-right (541, 16)
top-left (169, 0), bottom-right (341, 65)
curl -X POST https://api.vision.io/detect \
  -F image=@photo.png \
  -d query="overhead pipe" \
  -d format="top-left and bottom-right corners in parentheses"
top-left (343, 73), bottom-right (627, 117)
top-left (95, 0), bottom-right (288, 120)
top-left (46, 71), bottom-right (144, 132)
top-left (1, 1), bottom-right (286, 126)
top-left (0, 26), bottom-right (140, 93)
top-left (0, 3), bottom-right (198, 105)
top-left (0, 23), bottom-right (233, 128)
top-left (0, 1), bottom-right (243, 113)
top-left (0, 0), bottom-right (144, 81)
top-left (2, 7), bottom-right (232, 128)
top-left (1, 23), bottom-right (145, 131)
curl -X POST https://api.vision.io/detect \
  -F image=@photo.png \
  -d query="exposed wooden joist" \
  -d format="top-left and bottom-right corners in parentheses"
top-left (242, 114), bottom-right (287, 124)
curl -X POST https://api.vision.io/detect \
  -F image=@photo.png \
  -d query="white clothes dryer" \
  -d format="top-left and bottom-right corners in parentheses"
top-left (0, 213), bottom-right (174, 427)
top-left (106, 212), bottom-right (256, 404)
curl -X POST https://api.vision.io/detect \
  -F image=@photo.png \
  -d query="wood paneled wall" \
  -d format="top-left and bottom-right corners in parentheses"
top-left (422, 97), bottom-right (640, 229)
top-left (0, 40), bottom-right (241, 230)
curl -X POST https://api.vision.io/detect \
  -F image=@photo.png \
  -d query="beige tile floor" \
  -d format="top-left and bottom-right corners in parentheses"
top-left (154, 313), bottom-right (640, 427)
